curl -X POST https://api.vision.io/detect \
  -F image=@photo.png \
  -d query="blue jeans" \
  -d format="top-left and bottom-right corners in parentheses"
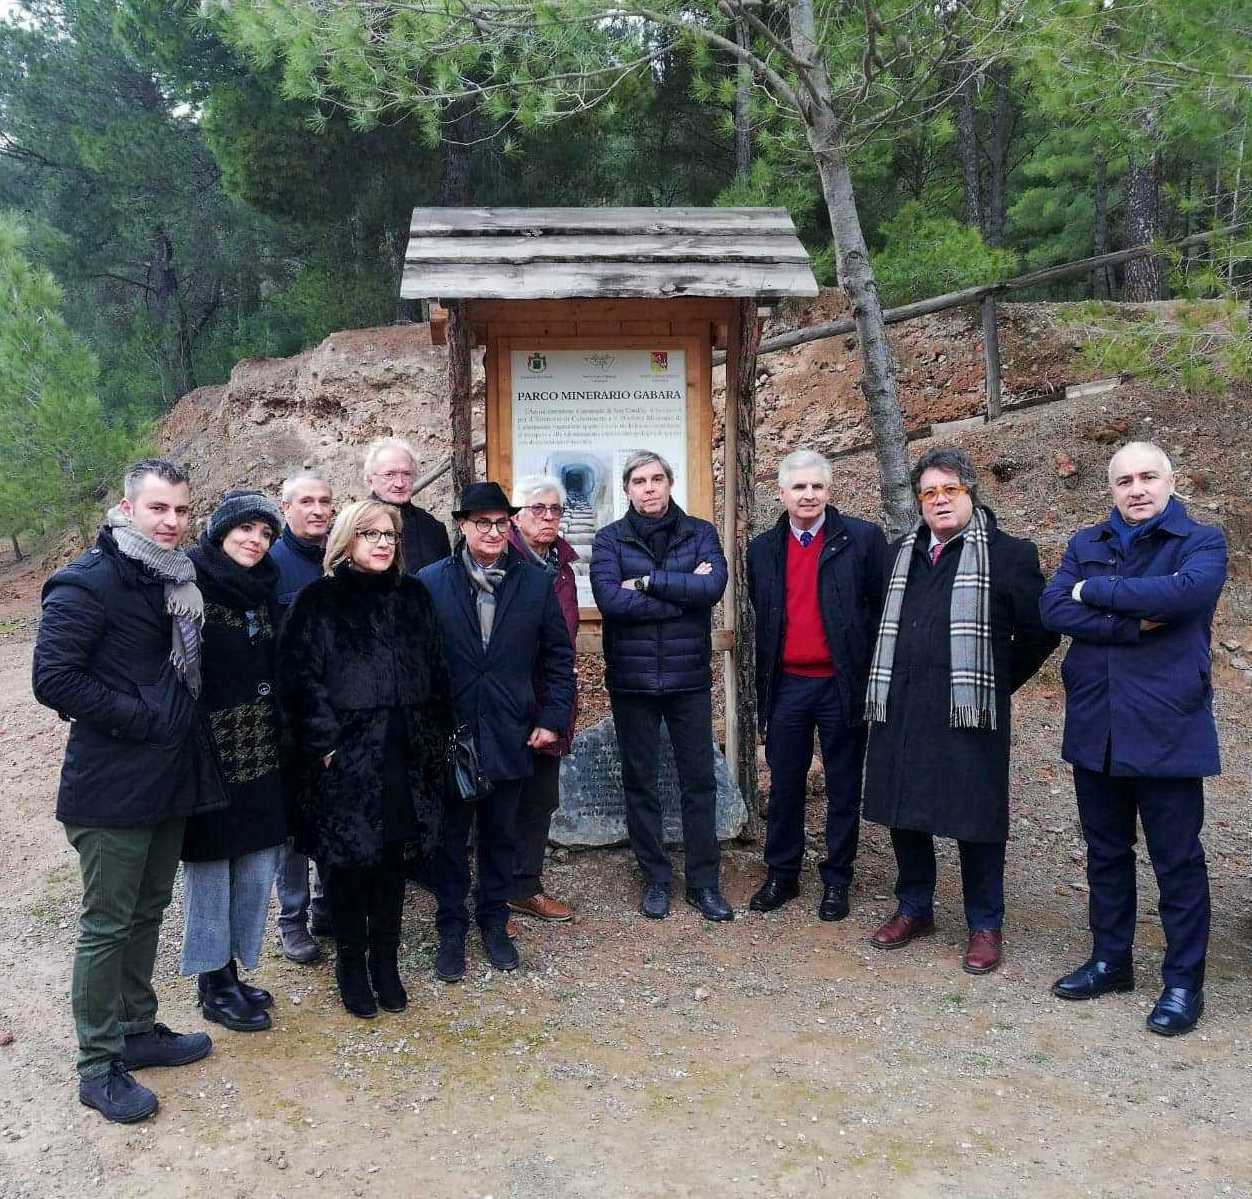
top-left (764, 673), bottom-right (866, 886)
top-left (1074, 767), bottom-right (1209, 990)
top-left (891, 829), bottom-right (1006, 931)
top-left (180, 845), bottom-right (283, 974)
top-left (274, 842), bottom-right (327, 931)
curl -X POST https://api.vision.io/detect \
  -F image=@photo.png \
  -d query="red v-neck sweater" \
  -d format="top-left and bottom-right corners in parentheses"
top-left (782, 527), bottom-right (835, 677)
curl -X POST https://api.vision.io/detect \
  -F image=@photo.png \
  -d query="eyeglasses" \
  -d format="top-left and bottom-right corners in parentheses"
top-left (524, 503), bottom-right (564, 520)
top-left (374, 470), bottom-right (414, 482)
top-left (917, 483), bottom-right (969, 505)
top-left (356, 528), bottom-right (399, 545)
top-left (469, 518), bottom-right (512, 534)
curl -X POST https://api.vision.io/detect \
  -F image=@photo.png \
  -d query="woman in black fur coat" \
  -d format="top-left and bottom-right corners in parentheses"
top-left (182, 490), bottom-right (287, 1034)
top-left (278, 499), bottom-right (453, 1018)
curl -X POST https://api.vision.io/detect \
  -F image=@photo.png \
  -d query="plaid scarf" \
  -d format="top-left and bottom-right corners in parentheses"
top-left (462, 543), bottom-right (506, 649)
top-left (865, 506), bottom-right (997, 731)
top-left (104, 504), bottom-right (204, 698)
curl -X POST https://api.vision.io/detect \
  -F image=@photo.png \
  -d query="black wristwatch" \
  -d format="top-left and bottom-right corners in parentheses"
top-left (633, 575), bottom-right (650, 592)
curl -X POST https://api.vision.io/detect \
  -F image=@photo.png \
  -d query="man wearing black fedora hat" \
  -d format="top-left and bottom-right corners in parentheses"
top-left (418, 481), bottom-right (576, 982)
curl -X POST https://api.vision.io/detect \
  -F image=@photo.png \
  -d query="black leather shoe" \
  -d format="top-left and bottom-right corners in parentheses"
top-left (748, 875), bottom-right (799, 913)
top-left (227, 959), bottom-right (272, 1009)
top-left (197, 968), bottom-right (272, 1031)
top-left (482, 927), bottom-right (520, 972)
top-left (685, 887), bottom-right (734, 922)
top-left (1147, 987), bottom-right (1204, 1037)
top-left (79, 1061), bottom-right (158, 1124)
top-left (435, 937), bottom-right (466, 983)
top-left (818, 884), bottom-right (850, 922)
top-left (641, 883), bottom-right (671, 920)
top-left (334, 953), bottom-right (378, 1018)
top-left (122, 1023), bottom-right (212, 1070)
top-left (1051, 958), bottom-right (1135, 1001)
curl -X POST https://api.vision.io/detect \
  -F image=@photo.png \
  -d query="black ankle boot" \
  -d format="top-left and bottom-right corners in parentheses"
top-left (197, 967), bottom-right (271, 1032)
top-left (334, 951), bottom-right (378, 1019)
top-left (227, 959), bottom-right (273, 1009)
top-left (368, 945), bottom-right (407, 1012)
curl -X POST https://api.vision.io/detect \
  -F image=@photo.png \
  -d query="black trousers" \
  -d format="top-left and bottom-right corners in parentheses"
top-left (1074, 766), bottom-right (1210, 990)
top-left (433, 779), bottom-right (524, 939)
top-left (764, 673), bottom-right (866, 887)
top-left (512, 753), bottom-right (560, 901)
top-left (891, 829), bottom-right (1006, 930)
top-left (610, 688), bottom-right (720, 890)
top-left (320, 841), bottom-right (406, 959)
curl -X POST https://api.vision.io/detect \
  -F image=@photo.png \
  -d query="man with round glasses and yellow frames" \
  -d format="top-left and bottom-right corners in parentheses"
top-left (861, 447), bottom-right (1058, 976)
top-left (363, 436), bottom-right (451, 574)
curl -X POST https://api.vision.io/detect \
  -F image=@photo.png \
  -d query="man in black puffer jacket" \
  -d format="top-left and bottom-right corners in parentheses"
top-left (33, 459), bottom-right (215, 1124)
top-left (590, 451), bottom-right (731, 923)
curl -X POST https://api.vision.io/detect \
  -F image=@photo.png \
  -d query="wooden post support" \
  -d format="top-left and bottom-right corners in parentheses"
top-left (982, 294), bottom-right (1002, 420)
top-left (724, 297), bottom-right (761, 834)
top-left (445, 300), bottom-right (476, 495)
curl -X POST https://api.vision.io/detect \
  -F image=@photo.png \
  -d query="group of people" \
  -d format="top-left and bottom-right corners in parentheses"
top-left (32, 431), bottom-right (1227, 1127)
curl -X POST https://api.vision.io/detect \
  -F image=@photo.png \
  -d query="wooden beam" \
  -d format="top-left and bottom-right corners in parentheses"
top-left (725, 297), bottom-right (761, 836)
top-left (982, 294), bottom-right (1002, 420)
top-left (405, 234), bottom-right (812, 265)
top-left (445, 300), bottom-right (475, 497)
top-left (409, 207), bottom-right (798, 236)
top-left (412, 437), bottom-right (487, 496)
top-left (402, 261), bottom-right (818, 302)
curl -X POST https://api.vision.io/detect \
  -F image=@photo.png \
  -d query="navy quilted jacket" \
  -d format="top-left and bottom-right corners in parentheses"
top-left (590, 506), bottom-right (728, 694)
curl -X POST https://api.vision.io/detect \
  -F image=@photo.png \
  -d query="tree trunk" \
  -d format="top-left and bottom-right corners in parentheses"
top-left (954, 64), bottom-right (983, 231)
top-left (10, 534), bottom-right (22, 563)
top-left (145, 226), bottom-right (195, 398)
top-left (788, 0), bottom-right (913, 536)
top-left (734, 17), bottom-right (753, 177)
top-left (985, 67), bottom-right (1013, 248)
top-left (438, 100), bottom-right (476, 207)
top-left (1090, 152), bottom-right (1113, 299)
top-left (445, 300), bottom-right (475, 498)
top-left (1122, 151), bottom-right (1163, 301)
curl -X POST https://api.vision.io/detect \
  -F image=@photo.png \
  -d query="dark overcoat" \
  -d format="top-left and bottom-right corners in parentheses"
top-left (278, 565), bottom-right (453, 868)
top-left (181, 545), bottom-right (287, 862)
top-left (862, 511), bottom-right (1059, 844)
top-left (507, 527), bottom-right (580, 756)
top-left (419, 547), bottom-right (576, 782)
top-left (747, 505), bottom-right (888, 735)
top-left (1039, 499), bottom-right (1226, 778)
top-left (589, 507), bottom-right (728, 694)
top-left (32, 529), bottom-right (205, 828)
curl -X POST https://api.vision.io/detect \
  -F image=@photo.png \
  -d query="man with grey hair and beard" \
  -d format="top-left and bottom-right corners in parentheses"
top-left (1042, 441), bottom-right (1227, 1037)
top-left (34, 458), bottom-right (214, 1123)
top-left (746, 449), bottom-right (886, 921)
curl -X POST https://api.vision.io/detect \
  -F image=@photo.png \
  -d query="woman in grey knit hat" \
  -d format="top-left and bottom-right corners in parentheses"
top-left (180, 490), bottom-right (287, 1033)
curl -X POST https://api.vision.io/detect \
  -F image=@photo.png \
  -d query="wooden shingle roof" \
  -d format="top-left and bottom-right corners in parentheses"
top-left (400, 207), bottom-right (818, 302)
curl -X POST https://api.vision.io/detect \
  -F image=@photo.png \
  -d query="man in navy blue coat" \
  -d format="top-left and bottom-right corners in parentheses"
top-left (590, 450), bottom-right (731, 923)
top-left (419, 482), bottom-right (575, 983)
top-left (746, 449), bottom-right (886, 922)
top-left (1041, 442), bottom-right (1227, 1036)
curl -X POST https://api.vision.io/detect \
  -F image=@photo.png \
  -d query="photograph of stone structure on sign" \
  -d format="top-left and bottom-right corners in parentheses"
top-left (511, 348), bottom-right (688, 610)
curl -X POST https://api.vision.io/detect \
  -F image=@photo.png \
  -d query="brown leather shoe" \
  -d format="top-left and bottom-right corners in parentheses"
top-left (506, 919), bottom-right (521, 938)
top-left (963, 929), bottom-right (1003, 975)
top-left (869, 911), bottom-right (935, 950)
top-left (508, 894), bottom-right (574, 922)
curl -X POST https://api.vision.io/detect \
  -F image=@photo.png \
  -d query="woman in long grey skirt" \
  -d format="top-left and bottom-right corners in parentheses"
top-left (180, 491), bottom-right (287, 1032)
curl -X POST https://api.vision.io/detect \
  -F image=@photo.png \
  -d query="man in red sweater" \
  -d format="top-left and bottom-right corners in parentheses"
top-left (746, 451), bottom-right (887, 919)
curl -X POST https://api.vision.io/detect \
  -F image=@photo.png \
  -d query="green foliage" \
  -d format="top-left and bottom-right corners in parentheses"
top-left (870, 204), bottom-right (1016, 306)
top-left (0, 214), bottom-right (147, 544)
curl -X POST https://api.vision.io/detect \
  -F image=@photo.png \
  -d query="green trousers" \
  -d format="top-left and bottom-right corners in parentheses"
top-left (63, 818), bottom-right (186, 1078)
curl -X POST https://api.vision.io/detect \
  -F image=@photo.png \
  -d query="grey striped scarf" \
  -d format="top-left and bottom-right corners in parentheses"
top-left (463, 544), bottom-right (506, 648)
top-left (104, 504), bottom-right (204, 697)
top-left (865, 505), bottom-right (996, 731)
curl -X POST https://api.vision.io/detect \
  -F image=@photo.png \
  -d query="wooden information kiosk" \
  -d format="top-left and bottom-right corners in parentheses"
top-left (402, 207), bottom-right (818, 814)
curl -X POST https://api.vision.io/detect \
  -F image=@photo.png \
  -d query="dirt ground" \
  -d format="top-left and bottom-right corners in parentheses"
top-left (2, 571), bottom-right (1252, 1198)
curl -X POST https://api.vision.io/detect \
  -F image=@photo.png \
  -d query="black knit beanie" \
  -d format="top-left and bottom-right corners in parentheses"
top-left (207, 490), bottom-right (283, 546)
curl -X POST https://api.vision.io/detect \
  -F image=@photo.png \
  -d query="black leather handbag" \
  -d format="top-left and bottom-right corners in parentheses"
top-left (447, 724), bottom-right (492, 802)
